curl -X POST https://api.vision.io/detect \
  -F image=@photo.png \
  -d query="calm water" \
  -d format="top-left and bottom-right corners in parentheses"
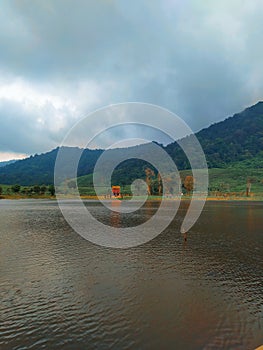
top-left (0, 199), bottom-right (262, 350)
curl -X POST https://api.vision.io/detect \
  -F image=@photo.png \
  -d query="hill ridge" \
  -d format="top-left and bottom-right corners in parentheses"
top-left (0, 101), bottom-right (262, 185)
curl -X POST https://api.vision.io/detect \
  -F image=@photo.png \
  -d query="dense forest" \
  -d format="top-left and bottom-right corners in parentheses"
top-left (0, 147), bottom-right (103, 185)
top-left (0, 101), bottom-right (262, 187)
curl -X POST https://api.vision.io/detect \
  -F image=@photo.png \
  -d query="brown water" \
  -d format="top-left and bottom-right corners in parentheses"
top-left (0, 200), bottom-right (262, 350)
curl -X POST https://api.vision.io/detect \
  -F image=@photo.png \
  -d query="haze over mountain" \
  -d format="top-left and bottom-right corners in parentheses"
top-left (0, 160), bottom-right (17, 168)
top-left (0, 102), bottom-right (262, 186)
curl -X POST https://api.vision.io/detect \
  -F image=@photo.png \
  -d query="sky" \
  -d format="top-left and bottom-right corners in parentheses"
top-left (0, 0), bottom-right (263, 161)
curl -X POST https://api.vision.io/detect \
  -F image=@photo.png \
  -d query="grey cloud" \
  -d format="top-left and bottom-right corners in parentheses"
top-left (0, 0), bottom-right (263, 157)
top-left (0, 99), bottom-right (59, 154)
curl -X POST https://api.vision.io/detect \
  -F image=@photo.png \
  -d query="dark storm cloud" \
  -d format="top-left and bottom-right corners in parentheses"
top-left (0, 0), bottom-right (263, 158)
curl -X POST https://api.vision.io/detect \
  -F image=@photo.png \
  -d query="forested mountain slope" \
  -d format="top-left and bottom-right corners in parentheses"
top-left (0, 102), bottom-right (262, 185)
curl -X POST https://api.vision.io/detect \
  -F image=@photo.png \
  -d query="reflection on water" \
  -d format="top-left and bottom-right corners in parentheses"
top-left (0, 199), bottom-right (262, 349)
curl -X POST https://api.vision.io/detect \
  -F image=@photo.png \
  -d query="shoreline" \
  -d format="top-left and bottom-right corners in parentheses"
top-left (1, 194), bottom-right (263, 202)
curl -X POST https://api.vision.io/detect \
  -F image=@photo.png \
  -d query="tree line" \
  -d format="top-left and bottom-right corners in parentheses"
top-left (144, 168), bottom-right (194, 196)
top-left (0, 184), bottom-right (55, 196)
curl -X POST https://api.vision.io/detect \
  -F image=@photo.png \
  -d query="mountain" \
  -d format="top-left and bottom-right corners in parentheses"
top-left (0, 160), bottom-right (17, 168)
top-left (0, 102), bottom-right (262, 186)
top-left (194, 101), bottom-right (263, 166)
top-left (0, 148), bottom-right (103, 185)
top-left (166, 101), bottom-right (263, 168)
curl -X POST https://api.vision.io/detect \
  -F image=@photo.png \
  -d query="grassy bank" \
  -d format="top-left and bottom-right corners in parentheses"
top-left (75, 167), bottom-right (263, 196)
top-left (0, 194), bottom-right (55, 200)
top-left (1, 164), bottom-right (263, 200)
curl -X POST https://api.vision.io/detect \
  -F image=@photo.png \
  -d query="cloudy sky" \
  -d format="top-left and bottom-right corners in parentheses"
top-left (0, 0), bottom-right (263, 161)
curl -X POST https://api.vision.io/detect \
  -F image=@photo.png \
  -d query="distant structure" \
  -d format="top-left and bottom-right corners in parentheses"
top-left (112, 186), bottom-right (121, 198)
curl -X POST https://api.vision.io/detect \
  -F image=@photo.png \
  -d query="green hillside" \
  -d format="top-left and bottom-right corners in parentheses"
top-left (74, 165), bottom-right (263, 196)
top-left (166, 101), bottom-right (263, 168)
top-left (0, 147), bottom-right (103, 185)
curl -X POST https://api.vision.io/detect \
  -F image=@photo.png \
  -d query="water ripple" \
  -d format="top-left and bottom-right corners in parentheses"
top-left (0, 200), bottom-right (262, 349)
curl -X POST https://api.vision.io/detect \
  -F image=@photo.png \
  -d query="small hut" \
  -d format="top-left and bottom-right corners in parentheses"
top-left (112, 186), bottom-right (121, 197)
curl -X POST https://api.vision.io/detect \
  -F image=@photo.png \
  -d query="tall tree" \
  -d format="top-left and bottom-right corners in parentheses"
top-left (184, 176), bottom-right (194, 195)
top-left (40, 185), bottom-right (47, 194)
top-left (33, 185), bottom-right (41, 194)
top-left (48, 185), bottom-right (55, 196)
top-left (145, 168), bottom-right (155, 195)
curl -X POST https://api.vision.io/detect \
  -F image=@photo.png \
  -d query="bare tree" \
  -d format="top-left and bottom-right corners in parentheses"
top-left (157, 173), bottom-right (162, 196)
top-left (246, 178), bottom-right (251, 197)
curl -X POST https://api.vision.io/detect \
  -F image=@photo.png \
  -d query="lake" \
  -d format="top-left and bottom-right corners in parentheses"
top-left (0, 199), bottom-right (262, 350)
